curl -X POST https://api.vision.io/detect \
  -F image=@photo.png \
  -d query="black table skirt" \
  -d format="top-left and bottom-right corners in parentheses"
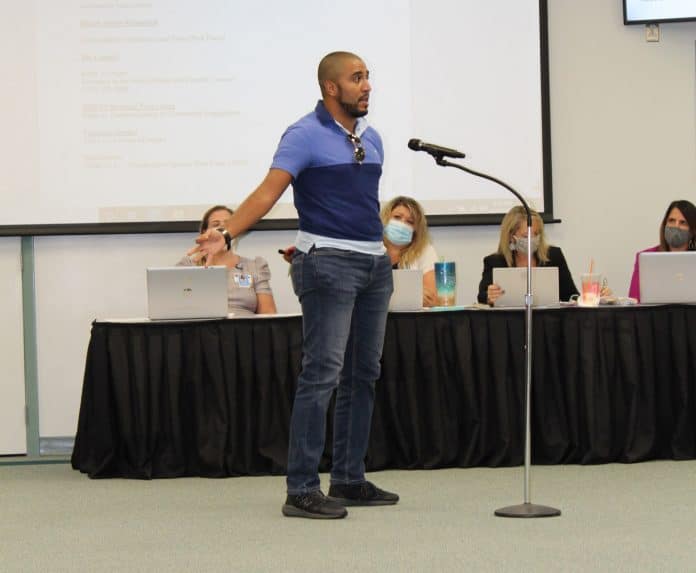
top-left (71, 305), bottom-right (696, 478)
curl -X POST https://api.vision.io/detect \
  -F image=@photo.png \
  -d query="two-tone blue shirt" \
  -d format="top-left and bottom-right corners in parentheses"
top-left (271, 101), bottom-right (385, 253)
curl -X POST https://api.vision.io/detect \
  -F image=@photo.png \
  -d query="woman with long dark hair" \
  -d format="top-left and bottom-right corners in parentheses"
top-left (628, 200), bottom-right (696, 302)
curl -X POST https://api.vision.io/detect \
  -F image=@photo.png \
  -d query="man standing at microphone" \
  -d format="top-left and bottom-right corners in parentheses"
top-left (192, 51), bottom-right (398, 519)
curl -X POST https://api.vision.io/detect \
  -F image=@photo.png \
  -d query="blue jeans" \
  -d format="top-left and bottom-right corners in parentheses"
top-left (286, 247), bottom-right (393, 494)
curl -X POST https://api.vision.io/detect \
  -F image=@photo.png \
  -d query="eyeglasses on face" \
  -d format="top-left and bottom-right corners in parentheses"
top-left (347, 133), bottom-right (365, 164)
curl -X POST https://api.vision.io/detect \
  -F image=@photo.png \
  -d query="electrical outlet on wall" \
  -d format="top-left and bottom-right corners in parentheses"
top-left (645, 23), bottom-right (660, 42)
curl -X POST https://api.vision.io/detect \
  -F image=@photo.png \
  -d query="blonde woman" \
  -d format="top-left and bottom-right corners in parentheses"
top-left (179, 205), bottom-right (277, 315)
top-left (477, 206), bottom-right (578, 306)
top-left (381, 196), bottom-right (439, 306)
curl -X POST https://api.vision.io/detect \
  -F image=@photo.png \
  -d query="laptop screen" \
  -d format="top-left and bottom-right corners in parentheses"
top-left (146, 266), bottom-right (229, 320)
top-left (639, 252), bottom-right (696, 303)
top-left (389, 269), bottom-right (423, 311)
top-left (492, 267), bottom-right (560, 307)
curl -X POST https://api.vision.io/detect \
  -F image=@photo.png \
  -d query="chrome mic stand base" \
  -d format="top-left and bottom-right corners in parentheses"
top-left (495, 502), bottom-right (561, 518)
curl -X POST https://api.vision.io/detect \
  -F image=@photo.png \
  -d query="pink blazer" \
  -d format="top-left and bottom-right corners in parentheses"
top-left (628, 245), bottom-right (660, 301)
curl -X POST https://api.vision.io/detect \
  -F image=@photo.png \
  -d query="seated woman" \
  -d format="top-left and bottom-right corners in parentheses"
top-left (628, 199), bottom-right (696, 302)
top-left (477, 205), bottom-right (578, 306)
top-left (179, 205), bottom-right (277, 315)
top-left (381, 196), bottom-right (439, 307)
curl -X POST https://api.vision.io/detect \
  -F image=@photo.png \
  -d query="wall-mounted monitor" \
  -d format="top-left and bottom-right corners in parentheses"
top-left (623, 0), bottom-right (696, 25)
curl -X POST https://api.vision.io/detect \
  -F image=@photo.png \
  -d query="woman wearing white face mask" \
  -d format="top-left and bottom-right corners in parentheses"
top-left (628, 199), bottom-right (696, 302)
top-left (477, 205), bottom-right (578, 306)
top-left (381, 196), bottom-right (439, 307)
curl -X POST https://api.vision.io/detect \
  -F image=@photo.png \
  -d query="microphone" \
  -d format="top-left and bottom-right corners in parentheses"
top-left (408, 138), bottom-right (466, 159)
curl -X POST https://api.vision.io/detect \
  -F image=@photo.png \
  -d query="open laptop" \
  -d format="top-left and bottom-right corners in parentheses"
top-left (389, 269), bottom-right (423, 311)
top-left (492, 267), bottom-right (560, 308)
top-left (639, 251), bottom-right (696, 303)
top-left (146, 266), bottom-right (229, 320)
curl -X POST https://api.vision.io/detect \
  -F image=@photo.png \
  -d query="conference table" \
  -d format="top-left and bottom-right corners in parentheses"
top-left (71, 304), bottom-right (696, 479)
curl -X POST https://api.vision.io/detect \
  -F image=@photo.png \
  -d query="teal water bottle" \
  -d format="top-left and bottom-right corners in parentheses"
top-left (434, 261), bottom-right (456, 306)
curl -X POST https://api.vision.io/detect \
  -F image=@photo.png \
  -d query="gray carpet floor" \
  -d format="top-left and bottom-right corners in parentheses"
top-left (1, 461), bottom-right (695, 572)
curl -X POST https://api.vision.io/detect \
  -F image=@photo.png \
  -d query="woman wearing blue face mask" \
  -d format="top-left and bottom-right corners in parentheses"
top-left (628, 199), bottom-right (696, 302)
top-left (477, 205), bottom-right (578, 306)
top-left (381, 196), bottom-right (439, 306)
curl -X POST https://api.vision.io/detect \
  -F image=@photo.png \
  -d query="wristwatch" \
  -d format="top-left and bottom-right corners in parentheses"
top-left (216, 227), bottom-right (232, 251)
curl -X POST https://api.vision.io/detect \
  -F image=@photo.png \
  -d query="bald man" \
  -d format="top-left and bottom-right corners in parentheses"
top-left (192, 51), bottom-right (398, 519)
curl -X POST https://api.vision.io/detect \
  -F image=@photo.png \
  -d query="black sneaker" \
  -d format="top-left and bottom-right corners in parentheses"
top-left (282, 491), bottom-right (348, 519)
top-left (327, 481), bottom-right (399, 506)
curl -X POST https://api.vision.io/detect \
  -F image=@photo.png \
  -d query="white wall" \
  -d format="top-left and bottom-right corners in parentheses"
top-left (547, 0), bottom-right (696, 290)
top-left (0, 238), bottom-right (26, 454)
top-left (3, 0), bottom-right (696, 439)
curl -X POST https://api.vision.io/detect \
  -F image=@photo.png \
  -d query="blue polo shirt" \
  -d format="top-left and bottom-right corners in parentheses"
top-left (271, 101), bottom-right (384, 245)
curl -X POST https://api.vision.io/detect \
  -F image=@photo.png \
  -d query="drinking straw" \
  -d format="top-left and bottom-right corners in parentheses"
top-left (589, 258), bottom-right (594, 276)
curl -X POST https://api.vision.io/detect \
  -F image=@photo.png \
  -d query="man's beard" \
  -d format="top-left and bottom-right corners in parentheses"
top-left (337, 88), bottom-right (368, 118)
top-left (339, 99), bottom-right (368, 118)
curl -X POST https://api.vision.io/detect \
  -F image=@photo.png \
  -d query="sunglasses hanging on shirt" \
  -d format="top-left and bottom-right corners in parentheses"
top-left (346, 133), bottom-right (365, 164)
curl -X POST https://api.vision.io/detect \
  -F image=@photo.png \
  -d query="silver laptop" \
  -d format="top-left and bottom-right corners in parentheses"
top-left (389, 269), bottom-right (423, 311)
top-left (639, 251), bottom-right (696, 303)
top-left (146, 266), bottom-right (229, 320)
top-left (492, 267), bottom-right (560, 307)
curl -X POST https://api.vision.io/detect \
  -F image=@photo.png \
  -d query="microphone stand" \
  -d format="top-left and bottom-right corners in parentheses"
top-left (434, 155), bottom-right (560, 518)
